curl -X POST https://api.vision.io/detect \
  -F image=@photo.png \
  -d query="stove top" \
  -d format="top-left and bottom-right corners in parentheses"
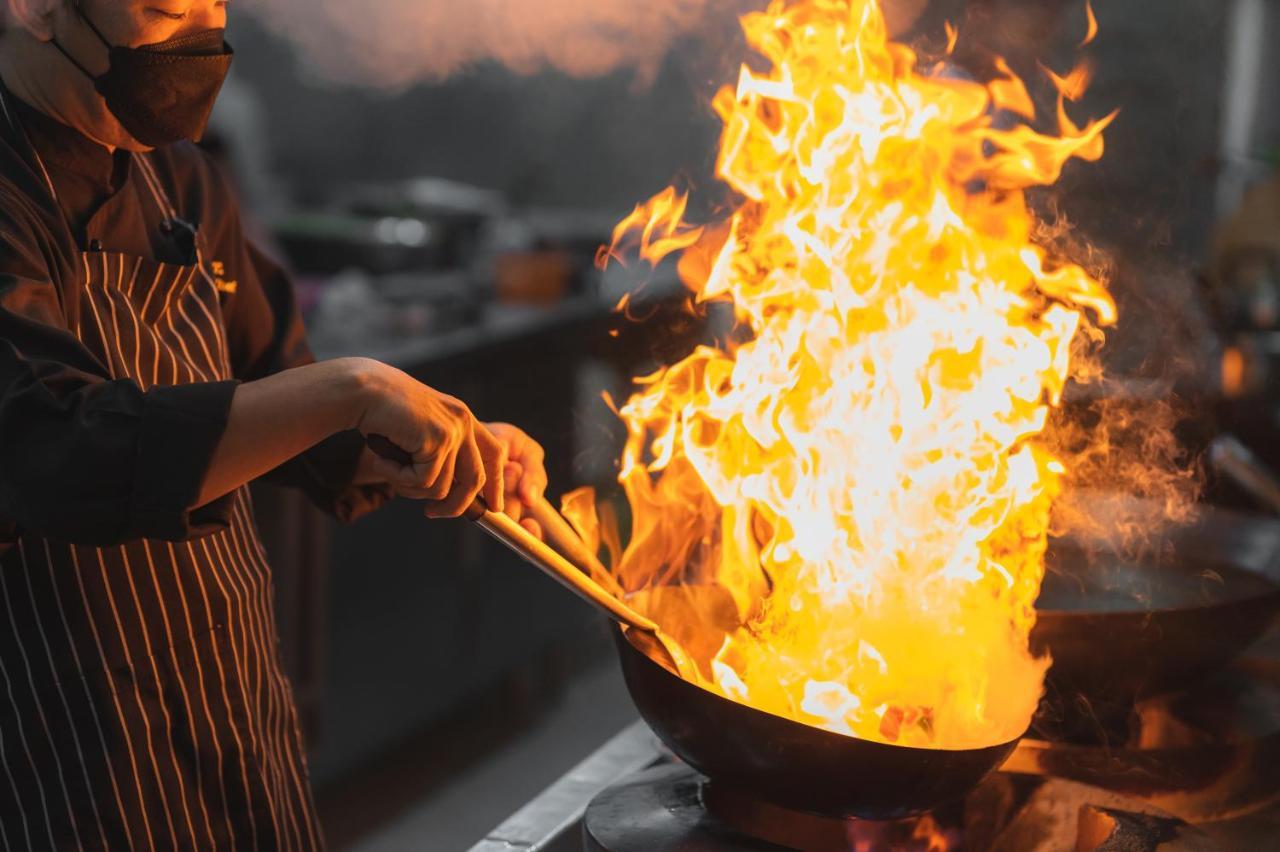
top-left (472, 650), bottom-right (1280, 851)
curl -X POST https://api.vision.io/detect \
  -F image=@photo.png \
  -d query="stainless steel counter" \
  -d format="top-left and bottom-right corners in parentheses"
top-left (467, 722), bottom-right (662, 852)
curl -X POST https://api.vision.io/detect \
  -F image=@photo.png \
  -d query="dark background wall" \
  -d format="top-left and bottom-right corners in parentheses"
top-left (222, 15), bottom-right (730, 213)
top-left (224, 2), bottom-right (1228, 256)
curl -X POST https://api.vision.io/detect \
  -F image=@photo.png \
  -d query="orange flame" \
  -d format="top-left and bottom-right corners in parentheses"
top-left (1080, 0), bottom-right (1099, 48)
top-left (572, 0), bottom-right (1116, 749)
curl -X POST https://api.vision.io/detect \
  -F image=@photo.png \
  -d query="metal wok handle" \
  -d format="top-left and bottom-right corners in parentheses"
top-left (366, 434), bottom-right (659, 632)
top-left (467, 506), bottom-right (659, 632)
top-left (1209, 434), bottom-right (1280, 516)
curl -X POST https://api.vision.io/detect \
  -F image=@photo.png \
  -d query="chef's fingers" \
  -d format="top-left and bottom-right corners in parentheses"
top-left (421, 428), bottom-right (458, 501)
top-left (371, 453), bottom-right (442, 492)
top-left (518, 440), bottom-right (547, 504)
top-left (425, 421), bottom-right (486, 518)
top-left (368, 454), bottom-right (407, 484)
top-left (474, 423), bottom-right (508, 514)
top-left (503, 492), bottom-right (524, 523)
top-left (520, 518), bottom-right (543, 540)
top-left (420, 452), bottom-right (452, 498)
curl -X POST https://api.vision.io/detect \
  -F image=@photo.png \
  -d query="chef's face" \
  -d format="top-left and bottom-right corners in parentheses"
top-left (0, 0), bottom-right (229, 149)
top-left (54, 0), bottom-right (230, 73)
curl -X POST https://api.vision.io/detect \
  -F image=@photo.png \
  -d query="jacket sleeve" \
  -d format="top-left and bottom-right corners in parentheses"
top-left (223, 227), bottom-right (393, 524)
top-left (0, 200), bottom-right (238, 546)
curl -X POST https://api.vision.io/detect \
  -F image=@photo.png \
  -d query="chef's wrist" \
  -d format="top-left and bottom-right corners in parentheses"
top-left (326, 356), bottom-right (390, 434)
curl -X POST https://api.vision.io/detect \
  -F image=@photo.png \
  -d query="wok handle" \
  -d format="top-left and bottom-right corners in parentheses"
top-left (366, 434), bottom-right (657, 632)
top-left (1209, 434), bottom-right (1280, 515)
top-left (524, 499), bottom-right (628, 599)
top-left (473, 510), bottom-right (659, 632)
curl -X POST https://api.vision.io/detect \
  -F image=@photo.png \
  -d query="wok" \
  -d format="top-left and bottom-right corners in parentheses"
top-left (613, 611), bottom-right (1021, 820)
top-left (1032, 507), bottom-right (1280, 720)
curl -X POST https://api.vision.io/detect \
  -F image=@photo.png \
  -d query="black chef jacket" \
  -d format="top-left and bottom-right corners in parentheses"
top-left (0, 83), bottom-right (387, 850)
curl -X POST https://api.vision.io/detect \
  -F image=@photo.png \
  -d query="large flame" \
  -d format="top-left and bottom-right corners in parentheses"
top-left (569, 0), bottom-right (1116, 749)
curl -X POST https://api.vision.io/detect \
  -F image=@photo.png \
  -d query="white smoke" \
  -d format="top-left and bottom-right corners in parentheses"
top-left (240, 0), bottom-right (753, 88)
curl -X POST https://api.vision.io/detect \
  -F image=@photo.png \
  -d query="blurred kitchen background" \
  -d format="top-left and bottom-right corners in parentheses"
top-left (215, 0), bottom-right (1280, 848)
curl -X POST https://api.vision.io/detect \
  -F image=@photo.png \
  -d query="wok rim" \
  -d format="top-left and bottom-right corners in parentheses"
top-left (1033, 572), bottom-right (1280, 619)
top-left (1036, 530), bottom-right (1280, 619)
top-left (1034, 583), bottom-right (1280, 616)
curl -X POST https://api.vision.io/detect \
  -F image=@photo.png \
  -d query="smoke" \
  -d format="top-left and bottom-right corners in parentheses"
top-left (240, 0), bottom-right (752, 88)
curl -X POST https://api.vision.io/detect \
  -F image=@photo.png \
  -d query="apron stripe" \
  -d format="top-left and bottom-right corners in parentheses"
top-left (215, 508), bottom-right (297, 846)
top-left (188, 535), bottom-right (266, 852)
top-left (138, 263), bottom-right (167, 324)
top-left (178, 536), bottom-right (261, 852)
top-left (82, 281), bottom-right (185, 845)
top-left (99, 264), bottom-right (212, 848)
top-left (92, 545), bottom-right (182, 850)
top-left (157, 268), bottom-right (273, 849)
top-left (137, 541), bottom-right (219, 847)
top-left (67, 543), bottom-right (157, 850)
top-left (228, 496), bottom-right (319, 850)
top-left (199, 533), bottom-right (279, 848)
top-left (156, 262), bottom-right (269, 849)
top-left (42, 539), bottom-right (135, 849)
top-left (145, 262), bottom-right (266, 848)
top-left (162, 539), bottom-right (239, 845)
top-left (6, 542), bottom-right (106, 848)
top-left (0, 619), bottom-right (58, 848)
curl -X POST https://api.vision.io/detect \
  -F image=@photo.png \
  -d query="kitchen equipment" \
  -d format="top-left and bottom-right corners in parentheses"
top-left (1031, 505), bottom-right (1280, 736)
top-left (1209, 433), bottom-right (1280, 515)
top-left (365, 435), bottom-right (693, 676)
top-left (610, 602), bottom-right (1023, 821)
top-left (609, 507), bottom-right (1280, 820)
top-left (468, 500), bottom-right (699, 680)
top-left (476, 638), bottom-right (1280, 851)
top-left (523, 499), bottom-right (626, 598)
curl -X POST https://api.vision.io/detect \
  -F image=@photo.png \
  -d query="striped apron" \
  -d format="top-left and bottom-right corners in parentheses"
top-left (0, 103), bottom-right (322, 850)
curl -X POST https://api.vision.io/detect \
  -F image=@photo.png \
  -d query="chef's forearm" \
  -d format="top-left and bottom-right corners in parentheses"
top-left (195, 357), bottom-right (372, 507)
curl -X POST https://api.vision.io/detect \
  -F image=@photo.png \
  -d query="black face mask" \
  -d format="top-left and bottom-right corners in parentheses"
top-left (53, 8), bottom-right (233, 148)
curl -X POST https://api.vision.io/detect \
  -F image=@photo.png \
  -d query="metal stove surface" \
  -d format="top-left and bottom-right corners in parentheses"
top-left (471, 652), bottom-right (1280, 851)
top-left (580, 764), bottom-right (1222, 851)
top-left (583, 764), bottom-right (966, 851)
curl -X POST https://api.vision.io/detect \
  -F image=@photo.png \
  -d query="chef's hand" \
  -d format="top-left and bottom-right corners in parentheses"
top-left (485, 422), bottom-right (548, 539)
top-left (350, 359), bottom-right (506, 517)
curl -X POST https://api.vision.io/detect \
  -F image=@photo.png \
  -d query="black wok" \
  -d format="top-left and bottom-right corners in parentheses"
top-left (1032, 508), bottom-right (1280, 719)
top-left (613, 625), bottom-right (1020, 820)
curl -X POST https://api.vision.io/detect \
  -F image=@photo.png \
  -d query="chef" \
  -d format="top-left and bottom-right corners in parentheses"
top-left (0, 0), bottom-right (549, 847)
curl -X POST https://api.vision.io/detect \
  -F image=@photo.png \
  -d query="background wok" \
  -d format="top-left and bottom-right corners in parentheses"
top-left (1032, 506), bottom-right (1280, 731)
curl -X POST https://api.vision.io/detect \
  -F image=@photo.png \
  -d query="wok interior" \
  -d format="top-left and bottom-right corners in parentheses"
top-left (613, 619), bottom-right (1022, 819)
top-left (620, 584), bottom-right (1023, 753)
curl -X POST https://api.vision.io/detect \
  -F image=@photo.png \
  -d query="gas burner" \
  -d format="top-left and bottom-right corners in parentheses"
top-left (582, 764), bottom-right (964, 852)
top-left (1010, 657), bottom-right (1280, 822)
top-left (581, 656), bottom-right (1280, 851)
top-left (580, 764), bottom-right (1214, 851)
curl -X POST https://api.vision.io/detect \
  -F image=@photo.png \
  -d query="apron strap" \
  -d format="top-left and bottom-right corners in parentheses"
top-left (0, 88), bottom-right (61, 206)
top-left (134, 152), bottom-right (220, 291)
